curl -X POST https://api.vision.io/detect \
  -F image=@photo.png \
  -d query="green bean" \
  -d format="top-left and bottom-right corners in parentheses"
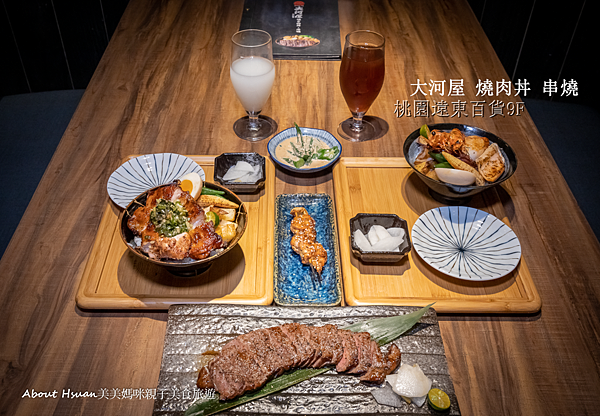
top-left (201, 187), bottom-right (225, 196)
top-left (429, 152), bottom-right (447, 164)
top-left (434, 162), bottom-right (452, 169)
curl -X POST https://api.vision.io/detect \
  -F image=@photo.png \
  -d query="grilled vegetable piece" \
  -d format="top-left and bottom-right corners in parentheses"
top-left (198, 194), bottom-right (239, 209)
top-left (442, 151), bottom-right (485, 186)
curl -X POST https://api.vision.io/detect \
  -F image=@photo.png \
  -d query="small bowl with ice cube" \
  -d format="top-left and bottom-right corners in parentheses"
top-left (214, 152), bottom-right (266, 193)
top-left (350, 213), bottom-right (411, 263)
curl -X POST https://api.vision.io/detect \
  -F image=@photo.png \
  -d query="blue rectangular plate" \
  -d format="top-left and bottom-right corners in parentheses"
top-left (273, 194), bottom-right (342, 306)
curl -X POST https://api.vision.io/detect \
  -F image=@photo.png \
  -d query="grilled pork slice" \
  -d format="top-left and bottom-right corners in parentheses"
top-left (140, 232), bottom-right (191, 260)
top-left (197, 323), bottom-right (402, 400)
top-left (189, 222), bottom-right (223, 260)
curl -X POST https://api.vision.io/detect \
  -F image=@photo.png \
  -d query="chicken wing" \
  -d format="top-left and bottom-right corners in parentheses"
top-left (290, 207), bottom-right (327, 276)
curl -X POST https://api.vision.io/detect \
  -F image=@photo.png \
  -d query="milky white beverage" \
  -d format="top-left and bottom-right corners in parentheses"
top-left (230, 56), bottom-right (275, 113)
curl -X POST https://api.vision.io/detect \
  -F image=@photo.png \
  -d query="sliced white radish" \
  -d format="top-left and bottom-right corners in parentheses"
top-left (387, 227), bottom-right (405, 239)
top-left (367, 226), bottom-right (380, 246)
top-left (353, 229), bottom-right (372, 252)
top-left (386, 364), bottom-right (432, 407)
top-left (223, 161), bottom-right (262, 182)
top-left (435, 168), bottom-right (476, 186)
top-left (370, 236), bottom-right (404, 252)
top-left (372, 224), bottom-right (391, 241)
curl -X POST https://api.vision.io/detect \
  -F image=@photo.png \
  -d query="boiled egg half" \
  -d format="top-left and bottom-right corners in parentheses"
top-left (435, 168), bottom-right (476, 186)
top-left (179, 172), bottom-right (203, 199)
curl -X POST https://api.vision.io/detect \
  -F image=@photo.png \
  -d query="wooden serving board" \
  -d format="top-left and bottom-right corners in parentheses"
top-left (76, 156), bottom-right (275, 310)
top-left (332, 157), bottom-right (541, 314)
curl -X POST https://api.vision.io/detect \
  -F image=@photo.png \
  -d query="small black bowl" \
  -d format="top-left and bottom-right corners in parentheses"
top-left (214, 152), bottom-right (266, 193)
top-left (119, 181), bottom-right (247, 277)
top-left (403, 123), bottom-right (518, 204)
top-left (350, 213), bottom-right (411, 263)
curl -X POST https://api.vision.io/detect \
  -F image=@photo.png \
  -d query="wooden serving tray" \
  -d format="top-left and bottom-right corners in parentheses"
top-left (332, 157), bottom-right (541, 314)
top-left (76, 156), bottom-right (274, 310)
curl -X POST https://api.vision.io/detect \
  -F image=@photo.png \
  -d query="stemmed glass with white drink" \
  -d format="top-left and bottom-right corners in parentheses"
top-left (230, 29), bottom-right (277, 141)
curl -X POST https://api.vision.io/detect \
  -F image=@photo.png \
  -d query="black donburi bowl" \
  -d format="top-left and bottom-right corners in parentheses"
top-left (403, 123), bottom-right (518, 204)
top-left (119, 181), bottom-right (247, 277)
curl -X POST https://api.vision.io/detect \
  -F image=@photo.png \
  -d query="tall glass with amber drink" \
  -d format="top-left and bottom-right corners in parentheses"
top-left (338, 30), bottom-right (385, 141)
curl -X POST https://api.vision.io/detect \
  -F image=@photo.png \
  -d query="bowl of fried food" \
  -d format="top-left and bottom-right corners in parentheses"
top-left (119, 178), bottom-right (247, 277)
top-left (404, 123), bottom-right (517, 203)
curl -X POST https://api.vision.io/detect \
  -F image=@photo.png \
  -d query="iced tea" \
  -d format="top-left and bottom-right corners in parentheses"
top-left (339, 45), bottom-right (385, 114)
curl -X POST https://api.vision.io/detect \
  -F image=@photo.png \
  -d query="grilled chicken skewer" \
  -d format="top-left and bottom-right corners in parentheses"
top-left (290, 207), bottom-right (327, 277)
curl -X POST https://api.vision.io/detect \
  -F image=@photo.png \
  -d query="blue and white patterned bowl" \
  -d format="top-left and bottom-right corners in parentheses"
top-left (107, 153), bottom-right (205, 208)
top-left (411, 206), bottom-right (521, 281)
top-left (267, 127), bottom-right (341, 173)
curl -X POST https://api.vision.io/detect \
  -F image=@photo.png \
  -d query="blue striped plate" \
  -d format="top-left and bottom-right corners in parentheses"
top-left (107, 153), bottom-right (205, 208)
top-left (411, 206), bottom-right (521, 281)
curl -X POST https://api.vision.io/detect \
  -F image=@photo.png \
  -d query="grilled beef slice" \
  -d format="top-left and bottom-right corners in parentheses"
top-left (197, 323), bottom-right (401, 400)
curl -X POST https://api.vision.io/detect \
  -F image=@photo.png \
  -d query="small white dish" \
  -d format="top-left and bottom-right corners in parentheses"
top-left (107, 153), bottom-right (205, 208)
top-left (411, 206), bottom-right (521, 281)
top-left (267, 127), bottom-right (341, 173)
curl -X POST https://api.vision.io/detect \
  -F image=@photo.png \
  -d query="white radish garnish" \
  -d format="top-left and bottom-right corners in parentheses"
top-left (366, 226), bottom-right (381, 246)
top-left (355, 225), bottom-right (405, 252)
top-left (386, 363), bottom-right (432, 407)
top-left (370, 236), bottom-right (404, 252)
top-left (373, 224), bottom-right (391, 241)
top-left (435, 168), bottom-right (476, 186)
top-left (223, 161), bottom-right (262, 182)
top-left (387, 227), bottom-right (405, 238)
top-left (353, 229), bottom-right (372, 252)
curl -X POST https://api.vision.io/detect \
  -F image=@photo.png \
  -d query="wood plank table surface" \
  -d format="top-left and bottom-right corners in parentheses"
top-left (1, 0), bottom-right (599, 415)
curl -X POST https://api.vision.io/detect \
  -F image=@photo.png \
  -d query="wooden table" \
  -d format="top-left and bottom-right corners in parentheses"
top-left (1, 0), bottom-right (599, 414)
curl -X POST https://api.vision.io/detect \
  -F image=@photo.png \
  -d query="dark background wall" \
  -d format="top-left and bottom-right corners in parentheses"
top-left (468, 0), bottom-right (592, 109)
top-left (0, 0), bottom-right (593, 109)
top-left (1, 0), bottom-right (129, 97)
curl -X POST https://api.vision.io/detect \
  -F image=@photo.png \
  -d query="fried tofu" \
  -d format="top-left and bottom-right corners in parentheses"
top-left (476, 143), bottom-right (505, 182)
top-left (463, 135), bottom-right (489, 162)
